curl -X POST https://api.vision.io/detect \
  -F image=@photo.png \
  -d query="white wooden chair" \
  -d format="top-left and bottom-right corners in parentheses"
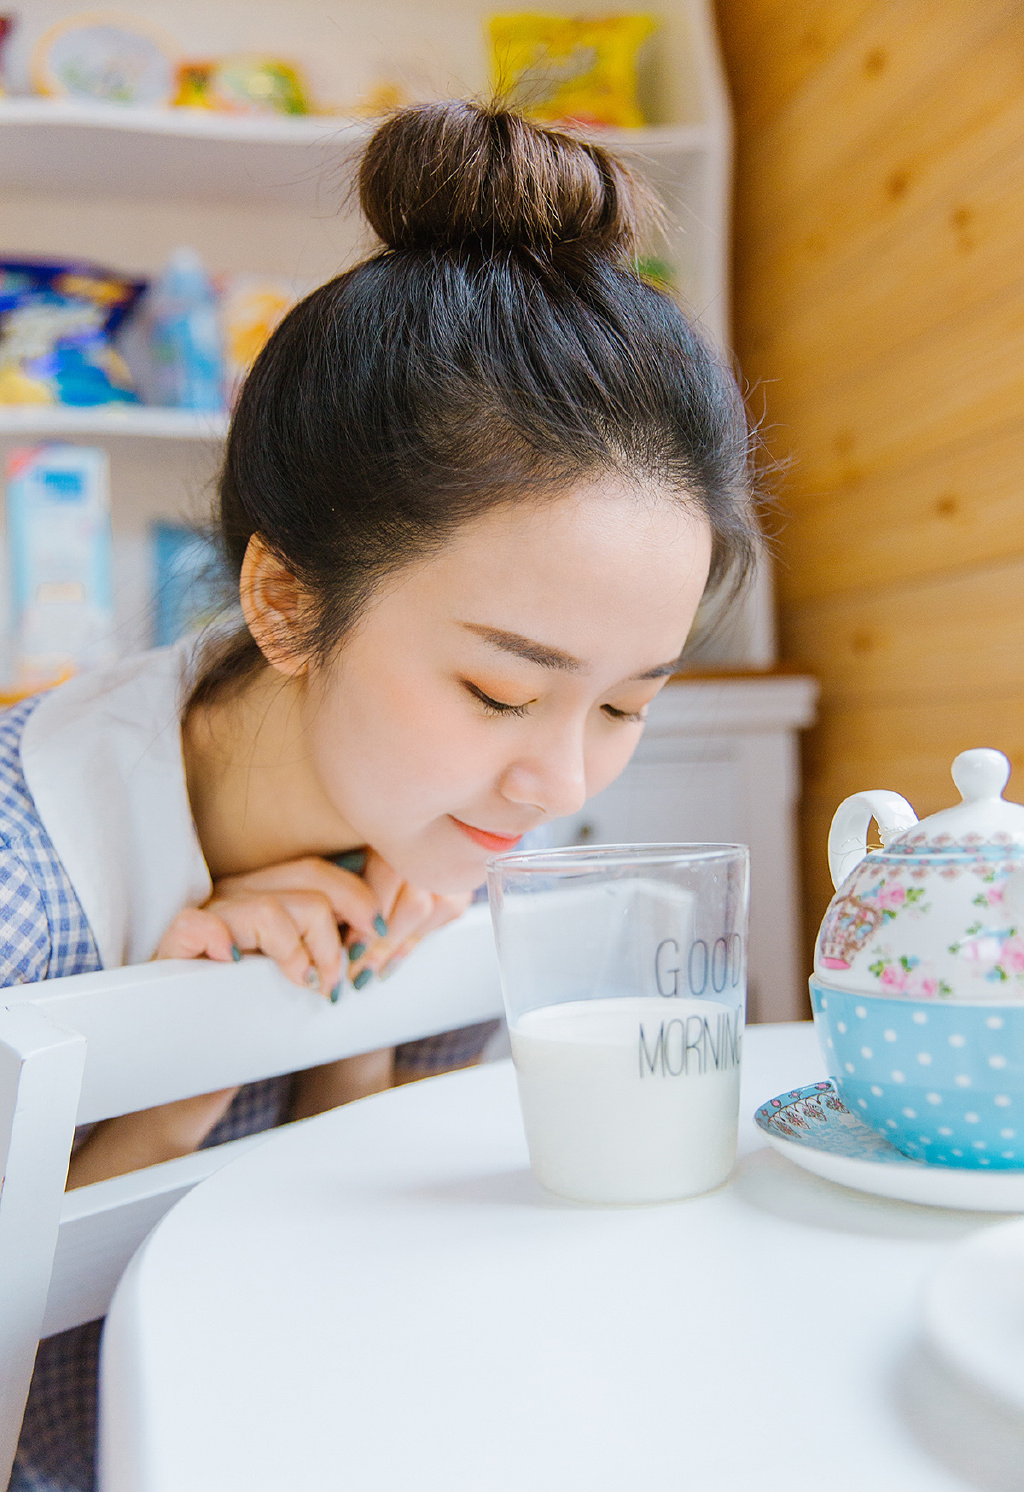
top-left (0, 903), bottom-right (503, 1486)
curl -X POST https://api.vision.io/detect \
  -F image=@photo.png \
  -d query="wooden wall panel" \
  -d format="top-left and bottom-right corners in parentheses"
top-left (716, 0), bottom-right (1024, 983)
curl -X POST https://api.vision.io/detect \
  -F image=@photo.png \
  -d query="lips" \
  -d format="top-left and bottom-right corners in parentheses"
top-left (449, 817), bottom-right (525, 853)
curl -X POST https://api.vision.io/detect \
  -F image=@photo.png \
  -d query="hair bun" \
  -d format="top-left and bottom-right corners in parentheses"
top-left (358, 99), bottom-right (646, 259)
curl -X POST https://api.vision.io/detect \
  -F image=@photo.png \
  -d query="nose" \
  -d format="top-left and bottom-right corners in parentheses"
top-left (497, 727), bottom-right (589, 821)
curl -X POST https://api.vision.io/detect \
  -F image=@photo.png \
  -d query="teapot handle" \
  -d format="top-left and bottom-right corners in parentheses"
top-left (828, 791), bottom-right (919, 889)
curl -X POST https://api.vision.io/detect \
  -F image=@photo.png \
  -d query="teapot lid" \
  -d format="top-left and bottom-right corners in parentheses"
top-left (887, 749), bottom-right (1024, 855)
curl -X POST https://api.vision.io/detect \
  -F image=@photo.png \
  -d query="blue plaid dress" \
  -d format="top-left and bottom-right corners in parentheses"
top-left (0, 693), bottom-right (496, 1492)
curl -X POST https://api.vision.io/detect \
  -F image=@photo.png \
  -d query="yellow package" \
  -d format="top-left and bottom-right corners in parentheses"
top-left (487, 13), bottom-right (657, 130)
top-left (218, 274), bottom-right (301, 405)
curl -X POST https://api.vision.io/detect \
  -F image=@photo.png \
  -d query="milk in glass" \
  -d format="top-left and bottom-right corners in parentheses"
top-left (510, 996), bottom-right (742, 1204)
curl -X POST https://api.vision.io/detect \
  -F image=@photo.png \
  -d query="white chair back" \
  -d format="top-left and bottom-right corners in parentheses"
top-left (0, 904), bottom-right (503, 1484)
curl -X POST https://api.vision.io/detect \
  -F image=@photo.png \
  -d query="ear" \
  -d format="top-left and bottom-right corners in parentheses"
top-left (239, 534), bottom-right (311, 678)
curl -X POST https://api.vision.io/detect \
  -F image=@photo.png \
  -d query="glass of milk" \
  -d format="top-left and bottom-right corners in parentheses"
top-left (486, 844), bottom-right (749, 1205)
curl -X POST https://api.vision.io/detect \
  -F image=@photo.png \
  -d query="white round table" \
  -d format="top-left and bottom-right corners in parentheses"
top-left (99, 1023), bottom-right (1014, 1491)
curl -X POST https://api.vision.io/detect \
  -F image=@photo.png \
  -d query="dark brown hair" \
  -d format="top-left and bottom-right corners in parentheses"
top-left (192, 99), bottom-right (758, 706)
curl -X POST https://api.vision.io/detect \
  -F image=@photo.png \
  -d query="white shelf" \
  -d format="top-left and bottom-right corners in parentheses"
top-left (0, 405), bottom-right (228, 441)
top-left (0, 98), bottom-right (711, 210)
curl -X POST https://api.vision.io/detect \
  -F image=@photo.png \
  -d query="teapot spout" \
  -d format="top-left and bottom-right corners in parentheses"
top-left (828, 790), bottom-right (919, 889)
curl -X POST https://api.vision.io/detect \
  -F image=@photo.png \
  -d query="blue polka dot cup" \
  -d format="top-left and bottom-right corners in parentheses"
top-left (810, 980), bottom-right (1024, 1167)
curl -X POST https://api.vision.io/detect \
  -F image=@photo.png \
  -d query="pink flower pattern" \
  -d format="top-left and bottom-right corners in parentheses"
top-left (867, 951), bottom-right (948, 999)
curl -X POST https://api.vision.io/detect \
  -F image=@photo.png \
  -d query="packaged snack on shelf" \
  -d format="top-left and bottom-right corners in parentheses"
top-left (636, 255), bottom-right (675, 288)
top-left (31, 12), bottom-right (178, 105)
top-left (5, 444), bottom-right (115, 687)
top-left (218, 274), bottom-right (300, 405)
top-left (0, 259), bottom-right (144, 406)
top-left (0, 16), bottom-right (14, 96)
top-left (135, 249), bottom-right (224, 412)
top-left (349, 80), bottom-right (412, 118)
top-left (151, 522), bottom-right (227, 647)
top-left (173, 55), bottom-right (310, 115)
top-left (487, 12), bottom-right (657, 129)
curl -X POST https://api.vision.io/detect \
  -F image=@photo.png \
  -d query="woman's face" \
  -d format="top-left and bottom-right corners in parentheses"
top-left (301, 483), bottom-right (713, 893)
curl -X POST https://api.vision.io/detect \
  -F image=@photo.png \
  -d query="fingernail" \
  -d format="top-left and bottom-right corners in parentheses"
top-left (330, 982), bottom-right (342, 1004)
top-left (373, 914), bottom-right (388, 938)
top-left (348, 942), bottom-right (367, 962)
top-left (352, 967), bottom-right (373, 991)
top-left (231, 944), bottom-right (242, 963)
top-left (304, 967), bottom-right (321, 993)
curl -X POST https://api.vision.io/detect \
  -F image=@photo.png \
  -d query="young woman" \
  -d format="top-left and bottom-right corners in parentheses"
top-left (7, 100), bottom-right (758, 1490)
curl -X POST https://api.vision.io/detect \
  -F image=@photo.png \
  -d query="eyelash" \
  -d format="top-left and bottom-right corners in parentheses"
top-left (464, 683), bottom-right (529, 718)
top-left (603, 705), bottom-right (647, 725)
top-left (464, 682), bottom-right (645, 726)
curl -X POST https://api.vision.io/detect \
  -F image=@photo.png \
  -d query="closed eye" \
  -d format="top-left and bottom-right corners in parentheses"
top-left (464, 682), bottom-right (530, 718)
top-left (602, 704), bottom-right (646, 724)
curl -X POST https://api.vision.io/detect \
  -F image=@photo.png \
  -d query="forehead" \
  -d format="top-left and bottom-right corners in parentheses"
top-left (367, 481), bottom-right (712, 665)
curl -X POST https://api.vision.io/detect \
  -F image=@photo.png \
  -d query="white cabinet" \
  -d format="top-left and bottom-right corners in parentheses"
top-left (550, 676), bottom-right (819, 1023)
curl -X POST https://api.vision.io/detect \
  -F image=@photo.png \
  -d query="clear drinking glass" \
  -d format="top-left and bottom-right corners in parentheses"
top-left (486, 844), bottom-right (750, 1205)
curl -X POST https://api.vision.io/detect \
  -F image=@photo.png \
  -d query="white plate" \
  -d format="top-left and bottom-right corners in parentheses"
top-left (755, 1082), bottom-right (1024, 1212)
top-left (923, 1216), bottom-right (1024, 1415)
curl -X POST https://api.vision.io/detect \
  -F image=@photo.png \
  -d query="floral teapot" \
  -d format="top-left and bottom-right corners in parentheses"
top-left (816, 748), bottom-right (1024, 1003)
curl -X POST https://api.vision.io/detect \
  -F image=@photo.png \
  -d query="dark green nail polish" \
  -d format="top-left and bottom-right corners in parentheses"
top-left (352, 967), bottom-right (373, 991)
top-left (330, 982), bottom-right (342, 1004)
top-left (349, 942), bottom-right (366, 961)
top-left (333, 849), bottom-right (368, 875)
top-left (373, 914), bottom-right (388, 938)
top-left (231, 944), bottom-right (242, 963)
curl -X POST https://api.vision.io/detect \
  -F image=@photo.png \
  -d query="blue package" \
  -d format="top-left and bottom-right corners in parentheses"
top-left (0, 259), bottom-right (144, 406)
top-left (5, 444), bottom-right (116, 685)
top-left (152, 522), bottom-right (228, 646)
top-left (143, 250), bottom-right (224, 412)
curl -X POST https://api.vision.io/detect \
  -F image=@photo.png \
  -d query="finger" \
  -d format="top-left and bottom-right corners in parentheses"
top-left (379, 881), bottom-right (436, 949)
top-left (273, 891), bottom-right (345, 1001)
top-left (354, 881), bottom-right (435, 977)
top-left (215, 891), bottom-right (346, 1001)
top-left (379, 895), bottom-right (471, 978)
top-left (214, 858), bottom-right (383, 942)
top-left (360, 850), bottom-right (405, 927)
top-left (154, 907), bottom-right (239, 964)
top-left (430, 891), bottom-right (475, 929)
top-left (378, 933), bottom-right (421, 979)
top-left (378, 894), bottom-right (471, 977)
top-left (207, 895), bottom-right (313, 990)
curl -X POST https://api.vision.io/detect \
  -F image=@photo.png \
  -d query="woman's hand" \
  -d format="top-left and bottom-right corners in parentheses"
top-left (157, 850), bottom-right (472, 996)
top-left (70, 854), bottom-right (472, 1187)
top-left (155, 854), bottom-right (389, 1000)
top-left (354, 851), bottom-right (472, 984)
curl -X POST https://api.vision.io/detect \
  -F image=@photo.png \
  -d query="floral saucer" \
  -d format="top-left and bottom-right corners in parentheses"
top-left (756, 1082), bottom-right (1024, 1211)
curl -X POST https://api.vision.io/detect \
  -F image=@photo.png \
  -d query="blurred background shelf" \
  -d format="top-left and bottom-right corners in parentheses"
top-left (0, 99), bottom-right (714, 210)
top-left (0, 405), bottom-right (228, 440)
top-left (0, 0), bottom-right (763, 663)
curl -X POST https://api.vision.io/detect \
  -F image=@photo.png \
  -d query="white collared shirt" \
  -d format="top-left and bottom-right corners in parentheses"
top-left (19, 641), bottom-right (212, 968)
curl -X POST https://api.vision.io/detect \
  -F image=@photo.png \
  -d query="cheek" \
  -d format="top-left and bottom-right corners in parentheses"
top-left (585, 724), bottom-right (646, 800)
top-left (307, 671), bottom-right (494, 825)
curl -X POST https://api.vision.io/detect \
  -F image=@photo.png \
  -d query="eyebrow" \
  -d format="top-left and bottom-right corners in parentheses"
top-left (631, 659), bottom-right (683, 681)
top-left (459, 623), bottom-right (681, 681)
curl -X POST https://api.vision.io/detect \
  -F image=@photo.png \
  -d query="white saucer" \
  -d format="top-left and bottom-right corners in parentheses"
top-left (755, 1082), bottom-right (1024, 1212)
top-left (923, 1217), bottom-right (1024, 1416)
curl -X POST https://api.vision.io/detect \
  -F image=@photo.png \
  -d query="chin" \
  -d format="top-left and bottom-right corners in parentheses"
top-left (384, 837), bottom-right (490, 897)
top-left (416, 861), bottom-right (489, 897)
